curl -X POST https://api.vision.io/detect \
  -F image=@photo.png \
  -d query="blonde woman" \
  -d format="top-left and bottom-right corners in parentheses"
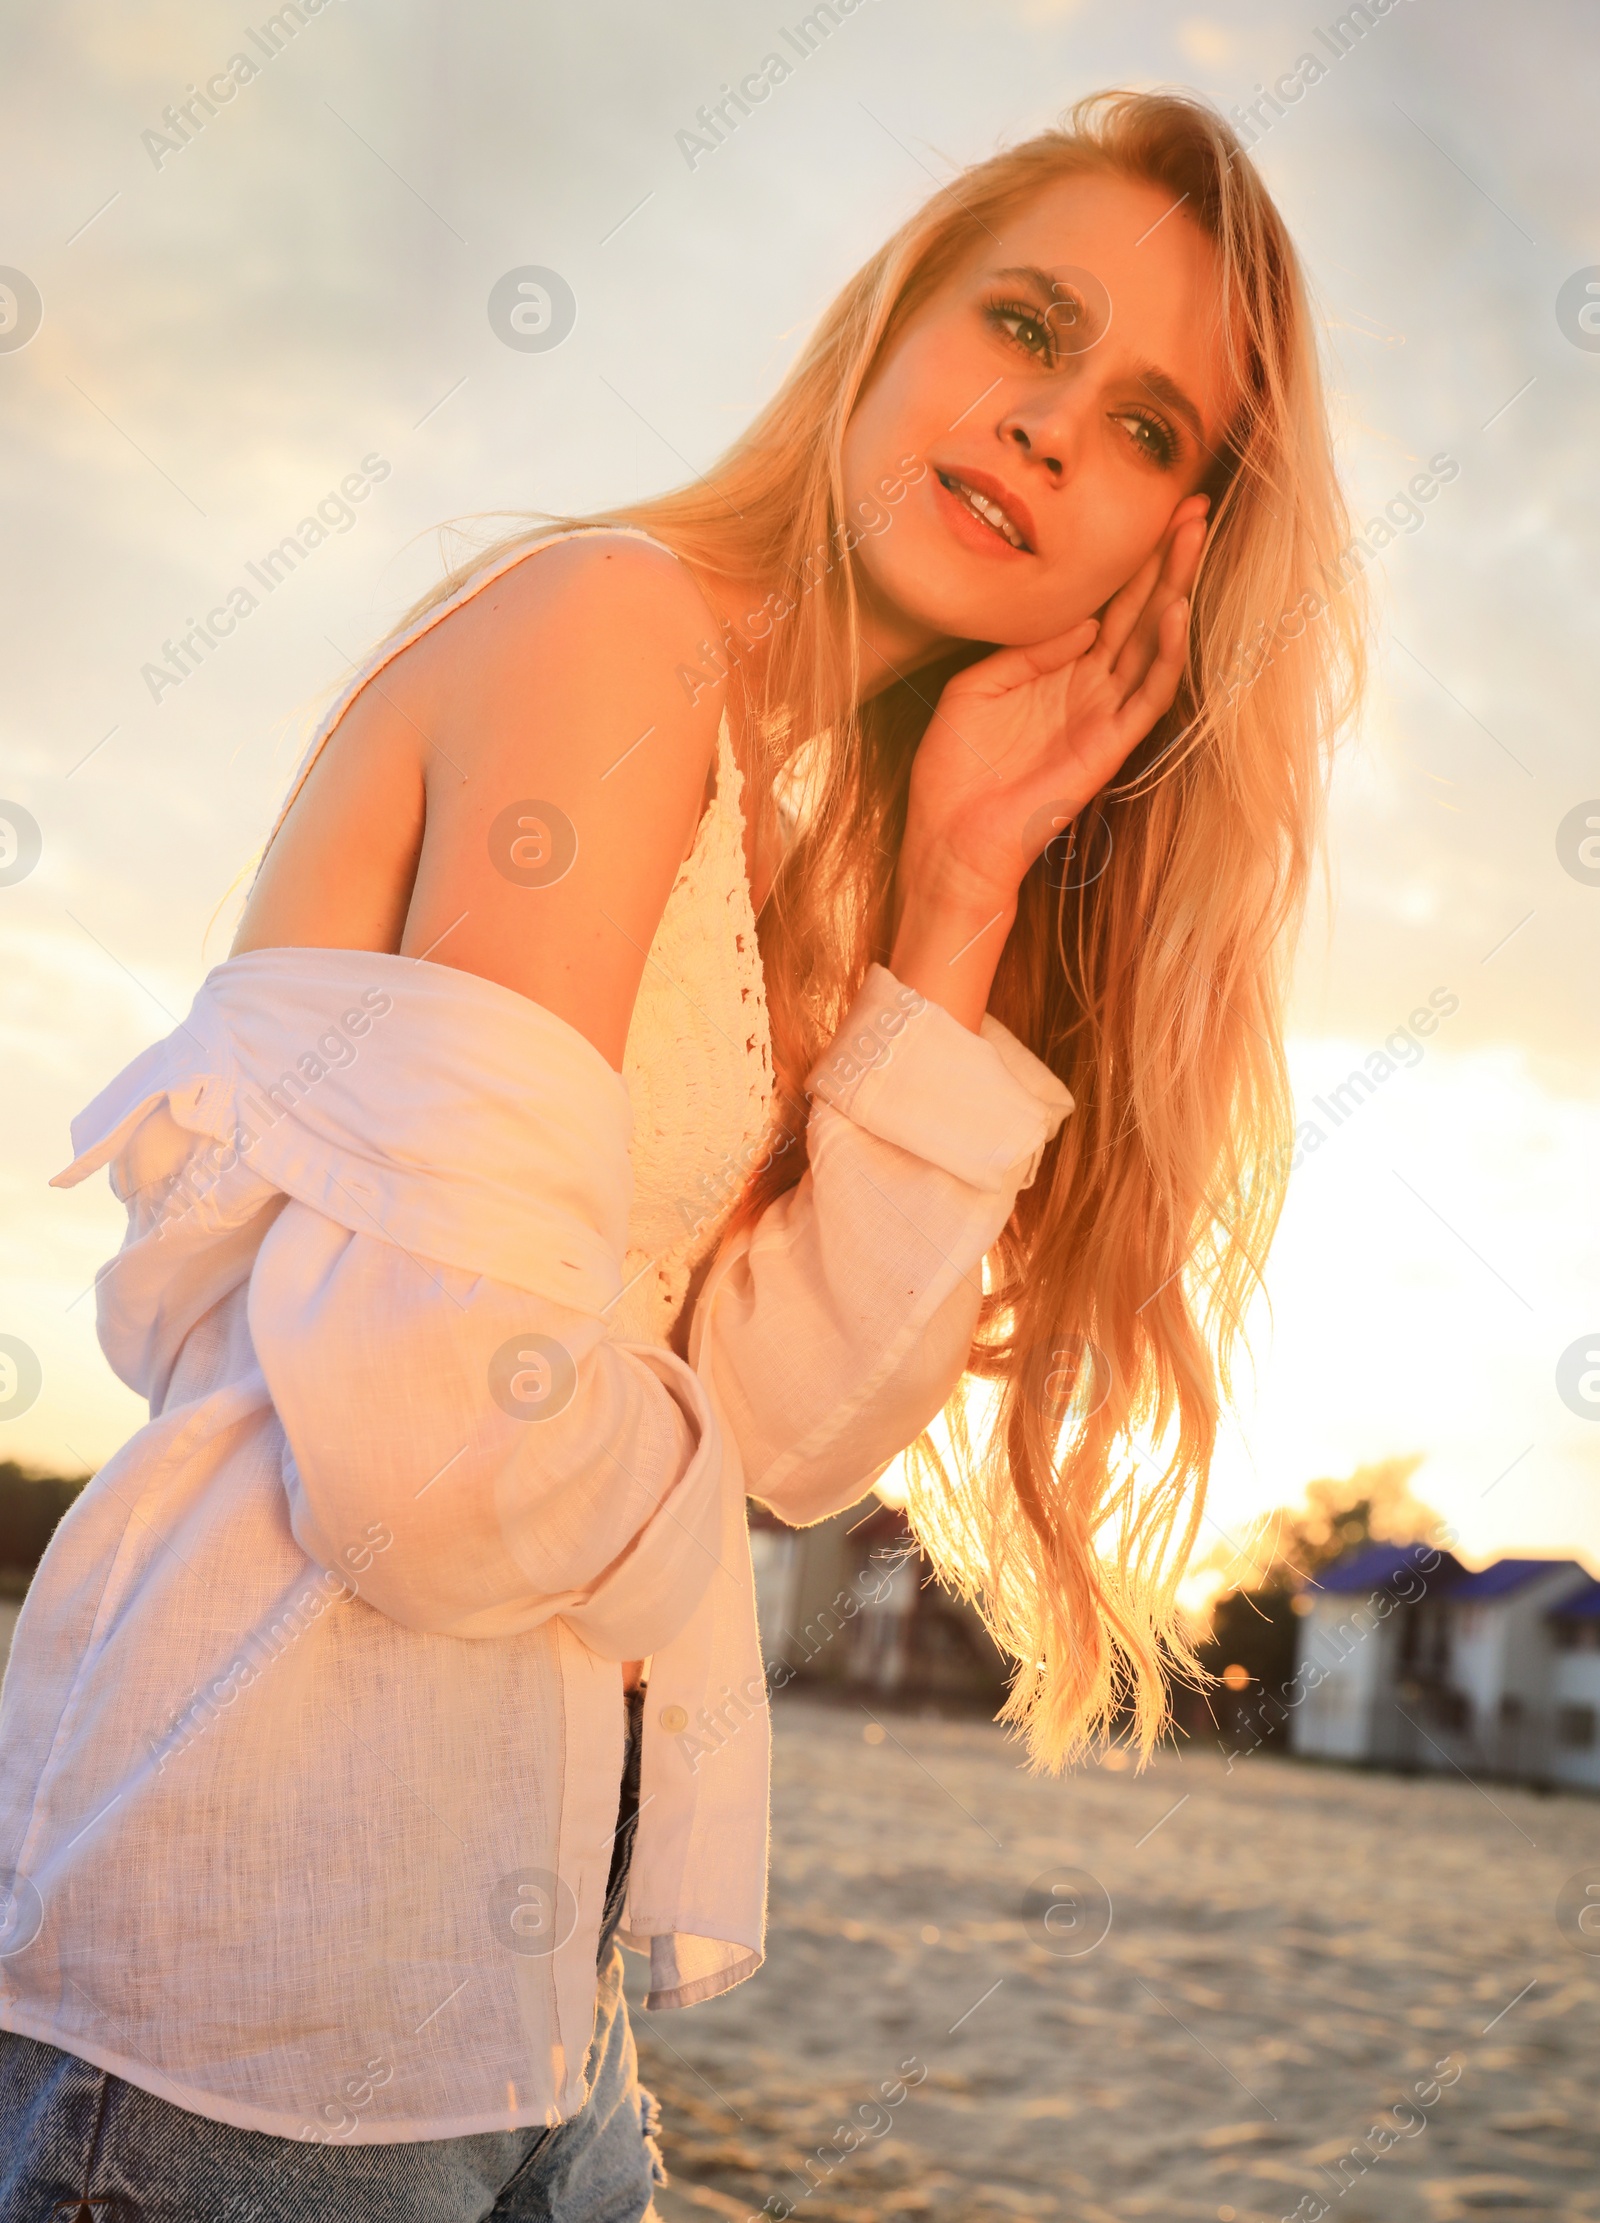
top-left (0, 89), bottom-right (1362, 2222)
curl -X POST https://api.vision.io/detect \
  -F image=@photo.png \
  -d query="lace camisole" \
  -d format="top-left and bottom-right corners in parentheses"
top-left (612, 699), bottom-right (778, 1351)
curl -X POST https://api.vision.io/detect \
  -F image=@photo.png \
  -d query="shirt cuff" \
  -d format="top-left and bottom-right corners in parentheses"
top-left (804, 963), bottom-right (1074, 1193)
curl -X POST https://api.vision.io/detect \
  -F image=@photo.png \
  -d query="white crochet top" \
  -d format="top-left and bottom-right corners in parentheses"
top-left (612, 705), bottom-right (779, 1352)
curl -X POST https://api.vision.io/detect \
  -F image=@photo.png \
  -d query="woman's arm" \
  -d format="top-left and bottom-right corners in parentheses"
top-left (238, 531), bottom-right (725, 1073)
top-left (234, 539), bottom-right (751, 1652)
top-left (396, 533), bottom-right (729, 1066)
top-left (249, 1199), bottom-right (728, 1658)
top-left (691, 518), bottom-right (1201, 1520)
top-left (691, 964), bottom-right (1073, 1528)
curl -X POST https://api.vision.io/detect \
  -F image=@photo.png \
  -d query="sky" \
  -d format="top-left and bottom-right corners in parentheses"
top-left (1, 0), bottom-right (1596, 1573)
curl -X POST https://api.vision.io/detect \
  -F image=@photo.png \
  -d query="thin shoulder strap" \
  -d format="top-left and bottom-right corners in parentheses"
top-left (254, 523), bottom-right (681, 878)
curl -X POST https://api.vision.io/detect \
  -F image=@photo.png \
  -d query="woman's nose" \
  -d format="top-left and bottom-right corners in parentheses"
top-left (1004, 420), bottom-right (1064, 478)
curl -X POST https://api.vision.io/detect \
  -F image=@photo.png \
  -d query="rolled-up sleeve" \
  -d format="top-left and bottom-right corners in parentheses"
top-left (249, 1207), bottom-right (725, 1657)
top-left (54, 953), bottom-right (737, 1664)
top-left (689, 964), bottom-right (1074, 1528)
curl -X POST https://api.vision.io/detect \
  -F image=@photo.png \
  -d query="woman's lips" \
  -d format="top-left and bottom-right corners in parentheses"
top-left (930, 464), bottom-right (1036, 556)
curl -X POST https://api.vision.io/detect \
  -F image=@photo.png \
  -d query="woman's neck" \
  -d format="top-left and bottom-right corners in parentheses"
top-left (695, 564), bottom-right (953, 717)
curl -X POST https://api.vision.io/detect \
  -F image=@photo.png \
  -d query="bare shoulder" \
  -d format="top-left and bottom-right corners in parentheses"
top-left (400, 531), bottom-right (729, 1070)
top-left (423, 528), bottom-right (714, 681)
top-left (233, 529), bottom-right (726, 1071)
top-left (401, 530), bottom-right (720, 778)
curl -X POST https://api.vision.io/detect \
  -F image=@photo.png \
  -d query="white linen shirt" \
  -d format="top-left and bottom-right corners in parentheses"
top-left (0, 949), bottom-right (1071, 2142)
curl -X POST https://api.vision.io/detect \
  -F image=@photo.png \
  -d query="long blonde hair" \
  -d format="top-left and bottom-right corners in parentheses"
top-left (407, 89), bottom-right (1366, 1769)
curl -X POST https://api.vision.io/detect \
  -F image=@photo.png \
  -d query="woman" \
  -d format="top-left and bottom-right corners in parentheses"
top-left (0, 88), bottom-right (1362, 2220)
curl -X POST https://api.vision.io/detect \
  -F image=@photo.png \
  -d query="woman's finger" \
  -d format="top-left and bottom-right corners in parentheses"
top-left (1112, 594), bottom-right (1192, 744)
top-left (1094, 495), bottom-right (1208, 672)
top-left (1109, 515), bottom-right (1207, 698)
top-left (952, 618), bottom-right (1100, 700)
top-left (1092, 543), bottom-right (1167, 671)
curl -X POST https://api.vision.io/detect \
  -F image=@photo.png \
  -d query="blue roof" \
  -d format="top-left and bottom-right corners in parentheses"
top-left (1447, 1557), bottom-right (1582, 1601)
top-left (1550, 1577), bottom-right (1600, 1621)
top-left (1311, 1542), bottom-right (1453, 1596)
top-left (1307, 1548), bottom-right (1587, 1607)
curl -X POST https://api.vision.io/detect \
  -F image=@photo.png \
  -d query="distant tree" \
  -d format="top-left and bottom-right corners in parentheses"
top-left (1175, 1457), bottom-right (1444, 1752)
top-left (1193, 1454), bottom-right (1438, 1606)
top-left (1251, 1455), bottom-right (1440, 1588)
top-left (0, 1460), bottom-right (92, 1586)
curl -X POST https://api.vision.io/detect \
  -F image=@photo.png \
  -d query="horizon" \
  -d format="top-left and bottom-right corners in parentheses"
top-left (2, 0), bottom-right (1595, 1577)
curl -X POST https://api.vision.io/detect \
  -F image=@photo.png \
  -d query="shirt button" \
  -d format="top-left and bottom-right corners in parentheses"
top-left (658, 1704), bottom-right (688, 1733)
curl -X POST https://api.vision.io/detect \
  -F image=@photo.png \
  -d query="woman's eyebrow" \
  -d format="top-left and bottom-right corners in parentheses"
top-left (992, 262), bottom-right (1076, 306)
top-left (1131, 364), bottom-right (1207, 452)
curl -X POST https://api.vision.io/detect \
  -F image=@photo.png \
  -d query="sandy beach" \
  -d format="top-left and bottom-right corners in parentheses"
top-left (1, 1606), bottom-right (1593, 2215)
top-left (627, 1688), bottom-right (1600, 2223)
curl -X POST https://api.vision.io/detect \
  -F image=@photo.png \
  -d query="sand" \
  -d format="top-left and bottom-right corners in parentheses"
top-left (625, 1688), bottom-right (1600, 2223)
top-left (2, 1610), bottom-right (1594, 2216)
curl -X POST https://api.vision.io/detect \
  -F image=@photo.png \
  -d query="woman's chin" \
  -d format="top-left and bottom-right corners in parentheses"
top-left (861, 549), bottom-right (1084, 656)
top-left (862, 567), bottom-right (1012, 654)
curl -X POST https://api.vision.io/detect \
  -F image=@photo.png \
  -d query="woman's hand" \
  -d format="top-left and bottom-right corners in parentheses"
top-left (888, 495), bottom-right (1208, 1030)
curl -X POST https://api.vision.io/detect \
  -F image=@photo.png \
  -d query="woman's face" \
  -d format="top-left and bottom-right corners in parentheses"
top-left (840, 168), bottom-right (1237, 655)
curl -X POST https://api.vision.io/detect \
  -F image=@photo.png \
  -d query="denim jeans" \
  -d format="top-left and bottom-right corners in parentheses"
top-left (0, 1686), bottom-right (663, 2222)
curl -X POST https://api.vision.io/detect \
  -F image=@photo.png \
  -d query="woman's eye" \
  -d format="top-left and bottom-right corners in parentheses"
top-left (1112, 410), bottom-right (1178, 468)
top-left (987, 302), bottom-right (1055, 361)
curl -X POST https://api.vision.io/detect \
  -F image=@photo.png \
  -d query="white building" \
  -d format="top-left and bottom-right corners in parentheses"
top-left (1290, 1546), bottom-right (1595, 1785)
top-left (1290, 1542), bottom-right (1460, 1766)
top-left (747, 1499), bottom-right (1007, 1699)
top-left (1548, 1577), bottom-right (1600, 1792)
